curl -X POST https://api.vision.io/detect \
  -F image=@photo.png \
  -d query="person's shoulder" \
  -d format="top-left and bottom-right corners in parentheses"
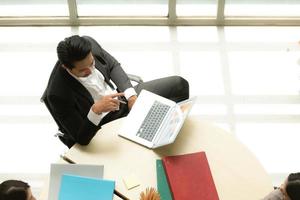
top-left (262, 189), bottom-right (284, 200)
top-left (47, 65), bottom-right (72, 98)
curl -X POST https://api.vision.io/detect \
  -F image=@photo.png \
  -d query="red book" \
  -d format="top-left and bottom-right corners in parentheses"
top-left (162, 152), bottom-right (219, 200)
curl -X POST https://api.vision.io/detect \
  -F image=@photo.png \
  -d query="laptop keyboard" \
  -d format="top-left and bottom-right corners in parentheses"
top-left (136, 100), bottom-right (171, 142)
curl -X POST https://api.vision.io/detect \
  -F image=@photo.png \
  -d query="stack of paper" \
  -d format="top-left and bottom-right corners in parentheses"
top-left (48, 163), bottom-right (104, 200)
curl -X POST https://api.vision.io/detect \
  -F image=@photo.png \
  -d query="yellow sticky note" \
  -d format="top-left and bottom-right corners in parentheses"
top-left (122, 174), bottom-right (140, 190)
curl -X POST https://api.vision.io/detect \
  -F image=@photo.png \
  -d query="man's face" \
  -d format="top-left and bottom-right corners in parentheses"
top-left (281, 179), bottom-right (291, 200)
top-left (68, 52), bottom-right (95, 78)
top-left (27, 188), bottom-right (36, 200)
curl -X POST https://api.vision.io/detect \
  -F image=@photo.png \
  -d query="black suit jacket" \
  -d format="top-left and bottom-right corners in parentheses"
top-left (44, 36), bottom-right (133, 147)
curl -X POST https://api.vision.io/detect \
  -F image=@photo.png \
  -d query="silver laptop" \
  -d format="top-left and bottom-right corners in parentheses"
top-left (48, 163), bottom-right (104, 200)
top-left (119, 89), bottom-right (196, 149)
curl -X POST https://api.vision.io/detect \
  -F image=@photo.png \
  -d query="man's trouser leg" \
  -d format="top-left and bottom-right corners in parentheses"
top-left (134, 75), bottom-right (189, 102)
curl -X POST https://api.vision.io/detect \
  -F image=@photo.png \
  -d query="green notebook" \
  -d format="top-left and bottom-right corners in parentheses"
top-left (156, 159), bottom-right (173, 200)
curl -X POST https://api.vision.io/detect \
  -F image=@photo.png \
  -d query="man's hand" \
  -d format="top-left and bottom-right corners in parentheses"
top-left (128, 95), bottom-right (137, 110)
top-left (92, 93), bottom-right (125, 114)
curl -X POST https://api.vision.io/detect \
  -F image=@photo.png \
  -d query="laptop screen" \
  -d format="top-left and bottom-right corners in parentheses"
top-left (178, 96), bottom-right (197, 119)
top-left (154, 96), bottom-right (197, 147)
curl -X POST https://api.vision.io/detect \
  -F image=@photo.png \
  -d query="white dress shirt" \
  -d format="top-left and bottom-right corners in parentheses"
top-left (67, 66), bottom-right (136, 125)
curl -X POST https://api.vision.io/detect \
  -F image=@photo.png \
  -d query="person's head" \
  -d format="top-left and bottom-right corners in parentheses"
top-left (57, 35), bottom-right (94, 77)
top-left (0, 180), bottom-right (36, 200)
top-left (285, 172), bottom-right (300, 200)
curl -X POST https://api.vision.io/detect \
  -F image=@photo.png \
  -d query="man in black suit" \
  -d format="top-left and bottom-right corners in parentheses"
top-left (43, 35), bottom-right (189, 148)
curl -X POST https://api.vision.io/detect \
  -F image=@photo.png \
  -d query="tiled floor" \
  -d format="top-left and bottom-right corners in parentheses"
top-left (0, 26), bottom-right (300, 196)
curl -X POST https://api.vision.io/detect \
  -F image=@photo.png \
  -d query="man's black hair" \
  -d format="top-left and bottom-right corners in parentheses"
top-left (286, 172), bottom-right (300, 200)
top-left (57, 35), bottom-right (92, 69)
top-left (0, 180), bottom-right (29, 200)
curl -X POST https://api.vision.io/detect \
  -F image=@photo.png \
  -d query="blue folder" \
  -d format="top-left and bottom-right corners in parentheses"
top-left (58, 174), bottom-right (115, 200)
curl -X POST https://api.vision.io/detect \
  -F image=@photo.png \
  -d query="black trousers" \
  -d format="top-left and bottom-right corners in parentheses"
top-left (100, 76), bottom-right (189, 126)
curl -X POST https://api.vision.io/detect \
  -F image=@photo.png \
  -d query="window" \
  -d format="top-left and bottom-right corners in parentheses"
top-left (0, 0), bottom-right (68, 16)
top-left (77, 0), bottom-right (168, 16)
top-left (177, 0), bottom-right (218, 17)
top-left (225, 0), bottom-right (300, 17)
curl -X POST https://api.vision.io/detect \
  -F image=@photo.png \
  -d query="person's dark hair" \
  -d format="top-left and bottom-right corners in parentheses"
top-left (286, 172), bottom-right (300, 200)
top-left (57, 35), bottom-right (92, 69)
top-left (0, 180), bottom-right (29, 200)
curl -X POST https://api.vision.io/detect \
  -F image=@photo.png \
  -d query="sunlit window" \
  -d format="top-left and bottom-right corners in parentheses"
top-left (229, 51), bottom-right (300, 95)
top-left (0, 0), bottom-right (68, 16)
top-left (177, 0), bottom-right (217, 16)
top-left (77, 0), bottom-right (168, 16)
top-left (180, 52), bottom-right (224, 95)
top-left (225, 0), bottom-right (300, 17)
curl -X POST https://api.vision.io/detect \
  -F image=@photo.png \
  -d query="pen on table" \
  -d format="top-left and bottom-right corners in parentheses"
top-left (60, 154), bottom-right (76, 164)
top-left (114, 189), bottom-right (130, 200)
top-left (118, 99), bottom-right (127, 104)
top-left (60, 154), bottom-right (130, 200)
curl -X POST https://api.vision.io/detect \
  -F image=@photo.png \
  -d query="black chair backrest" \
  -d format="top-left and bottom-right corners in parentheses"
top-left (41, 62), bottom-right (69, 134)
top-left (41, 85), bottom-right (75, 148)
top-left (41, 87), bottom-right (65, 134)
